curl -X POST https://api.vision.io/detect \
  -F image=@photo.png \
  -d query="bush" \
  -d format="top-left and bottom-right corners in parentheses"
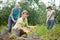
top-left (0, 2), bottom-right (60, 25)
top-left (55, 9), bottom-right (60, 24)
top-left (35, 24), bottom-right (60, 40)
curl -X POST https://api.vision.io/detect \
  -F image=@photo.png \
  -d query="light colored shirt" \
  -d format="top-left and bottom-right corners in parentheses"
top-left (47, 10), bottom-right (55, 20)
top-left (13, 17), bottom-right (28, 29)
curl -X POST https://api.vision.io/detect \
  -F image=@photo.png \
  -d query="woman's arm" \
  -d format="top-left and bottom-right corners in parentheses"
top-left (18, 8), bottom-right (21, 19)
top-left (26, 23), bottom-right (29, 27)
top-left (18, 24), bottom-right (23, 30)
top-left (25, 19), bottom-right (29, 28)
top-left (53, 12), bottom-right (56, 17)
top-left (18, 13), bottom-right (20, 19)
top-left (10, 10), bottom-right (16, 23)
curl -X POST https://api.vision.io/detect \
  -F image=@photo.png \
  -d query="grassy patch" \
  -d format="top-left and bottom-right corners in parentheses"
top-left (34, 24), bottom-right (60, 40)
top-left (0, 24), bottom-right (60, 40)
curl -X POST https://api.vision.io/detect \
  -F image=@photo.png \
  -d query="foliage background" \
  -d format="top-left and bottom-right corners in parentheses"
top-left (0, 0), bottom-right (60, 40)
top-left (0, 0), bottom-right (60, 25)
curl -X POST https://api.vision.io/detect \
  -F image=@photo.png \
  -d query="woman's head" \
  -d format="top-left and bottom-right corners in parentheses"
top-left (47, 6), bottom-right (52, 11)
top-left (15, 4), bottom-right (20, 9)
top-left (21, 10), bottom-right (29, 19)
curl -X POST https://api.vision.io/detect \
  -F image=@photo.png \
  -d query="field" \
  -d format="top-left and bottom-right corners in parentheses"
top-left (0, 24), bottom-right (60, 40)
top-left (35, 24), bottom-right (60, 40)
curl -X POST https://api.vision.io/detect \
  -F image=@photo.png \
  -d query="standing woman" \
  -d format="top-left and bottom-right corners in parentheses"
top-left (8, 4), bottom-right (21, 33)
top-left (46, 6), bottom-right (56, 29)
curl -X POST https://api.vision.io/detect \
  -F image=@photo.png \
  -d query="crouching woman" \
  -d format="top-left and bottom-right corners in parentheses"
top-left (12, 10), bottom-right (31, 38)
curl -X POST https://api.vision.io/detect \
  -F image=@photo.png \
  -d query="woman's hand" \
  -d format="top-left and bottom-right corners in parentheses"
top-left (18, 27), bottom-right (23, 30)
top-left (27, 27), bottom-right (30, 29)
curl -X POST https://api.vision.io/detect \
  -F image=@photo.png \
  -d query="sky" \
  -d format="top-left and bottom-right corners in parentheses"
top-left (2, 0), bottom-right (60, 7)
top-left (40, 0), bottom-right (60, 7)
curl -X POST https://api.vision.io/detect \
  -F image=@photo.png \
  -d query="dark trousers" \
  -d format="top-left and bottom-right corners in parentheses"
top-left (12, 29), bottom-right (27, 37)
top-left (8, 17), bottom-right (16, 33)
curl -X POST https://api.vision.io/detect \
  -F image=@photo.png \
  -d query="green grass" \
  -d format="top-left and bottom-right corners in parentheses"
top-left (34, 24), bottom-right (60, 40)
top-left (0, 24), bottom-right (60, 40)
top-left (0, 25), bottom-right (8, 33)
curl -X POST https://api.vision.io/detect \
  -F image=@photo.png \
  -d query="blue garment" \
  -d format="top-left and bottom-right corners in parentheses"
top-left (47, 20), bottom-right (54, 29)
top-left (8, 8), bottom-right (21, 33)
top-left (13, 8), bottom-right (21, 20)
